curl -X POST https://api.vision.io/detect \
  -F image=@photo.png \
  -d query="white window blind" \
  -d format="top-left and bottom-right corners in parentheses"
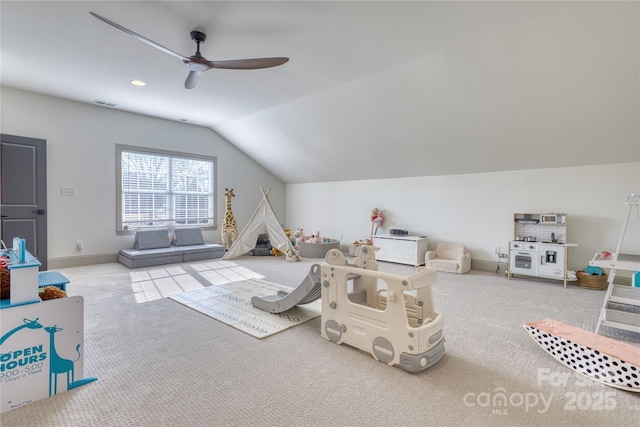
top-left (117, 145), bottom-right (216, 231)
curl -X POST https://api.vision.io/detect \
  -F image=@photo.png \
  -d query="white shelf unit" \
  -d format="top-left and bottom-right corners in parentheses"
top-left (372, 234), bottom-right (429, 267)
top-left (589, 194), bottom-right (640, 335)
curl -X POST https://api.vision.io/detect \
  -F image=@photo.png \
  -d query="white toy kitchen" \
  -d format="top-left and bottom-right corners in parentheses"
top-left (508, 213), bottom-right (577, 287)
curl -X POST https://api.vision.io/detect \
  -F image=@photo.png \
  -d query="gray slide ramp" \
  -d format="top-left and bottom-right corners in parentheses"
top-left (251, 264), bottom-right (321, 313)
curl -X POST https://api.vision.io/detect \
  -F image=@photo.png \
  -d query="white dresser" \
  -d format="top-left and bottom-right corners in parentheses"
top-left (372, 234), bottom-right (429, 266)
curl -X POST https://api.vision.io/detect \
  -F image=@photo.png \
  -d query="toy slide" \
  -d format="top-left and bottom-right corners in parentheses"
top-left (251, 264), bottom-right (321, 313)
top-left (524, 318), bottom-right (639, 392)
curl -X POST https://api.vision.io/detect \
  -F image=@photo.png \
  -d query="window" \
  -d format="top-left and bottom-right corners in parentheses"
top-left (116, 144), bottom-right (216, 232)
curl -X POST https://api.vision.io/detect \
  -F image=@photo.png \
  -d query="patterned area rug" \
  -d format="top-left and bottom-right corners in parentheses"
top-left (169, 278), bottom-right (321, 338)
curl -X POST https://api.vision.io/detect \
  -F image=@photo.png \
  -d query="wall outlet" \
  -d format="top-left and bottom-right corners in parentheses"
top-left (340, 233), bottom-right (344, 240)
top-left (76, 240), bottom-right (83, 251)
top-left (61, 187), bottom-right (76, 196)
top-left (494, 246), bottom-right (500, 255)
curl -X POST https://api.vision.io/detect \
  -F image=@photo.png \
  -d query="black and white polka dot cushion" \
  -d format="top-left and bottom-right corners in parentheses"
top-left (524, 322), bottom-right (639, 392)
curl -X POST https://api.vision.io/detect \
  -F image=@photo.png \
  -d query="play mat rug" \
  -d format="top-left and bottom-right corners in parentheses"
top-left (129, 261), bottom-right (264, 303)
top-left (169, 278), bottom-right (321, 338)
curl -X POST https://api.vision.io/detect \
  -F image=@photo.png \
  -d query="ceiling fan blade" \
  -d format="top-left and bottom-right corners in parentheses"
top-left (90, 12), bottom-right (189, 62)
top-left (184, 70), bottom-right (202, 89)
top-left (208, 57), bottom-right (289, 70)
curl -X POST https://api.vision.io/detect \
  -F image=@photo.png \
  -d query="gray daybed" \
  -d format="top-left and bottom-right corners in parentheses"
top-left (118, 228), bottom-right (225, 268)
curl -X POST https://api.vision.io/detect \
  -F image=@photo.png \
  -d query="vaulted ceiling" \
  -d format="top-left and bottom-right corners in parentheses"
top-left (2, 1), bottom-right (638, 183)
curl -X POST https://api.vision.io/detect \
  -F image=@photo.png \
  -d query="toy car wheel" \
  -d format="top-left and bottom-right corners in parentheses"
top-left (324, 319), bottom-right (343, 343)
top-left (372, 336), bottom-right (394, 364)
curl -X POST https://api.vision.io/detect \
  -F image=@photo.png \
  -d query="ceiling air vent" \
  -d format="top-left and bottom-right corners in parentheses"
top-left (93, 100), bottom-right (117, 108)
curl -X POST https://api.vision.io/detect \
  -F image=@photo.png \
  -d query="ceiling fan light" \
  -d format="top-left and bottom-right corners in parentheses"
top-left (130, 80), bottom-right (146, 87)
top-left (187, 62), bottom-right (209, 72)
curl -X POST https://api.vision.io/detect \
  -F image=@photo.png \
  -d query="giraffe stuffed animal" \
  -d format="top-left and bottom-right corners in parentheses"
top-left (222, 188), bottom-right (238, 250)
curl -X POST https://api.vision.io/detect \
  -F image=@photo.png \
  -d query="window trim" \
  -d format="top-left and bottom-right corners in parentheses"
top-left (116, 144), bottom-right (217, 234)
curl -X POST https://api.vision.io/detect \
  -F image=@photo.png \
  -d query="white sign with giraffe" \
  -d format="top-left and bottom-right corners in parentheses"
top-left (0, 296), bottom-right (96, 413)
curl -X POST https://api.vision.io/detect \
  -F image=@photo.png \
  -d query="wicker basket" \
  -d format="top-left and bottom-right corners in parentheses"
top-left (577, 271), bottom-right (608, 290)
top-left (0, 268), bottom-right (9, 299)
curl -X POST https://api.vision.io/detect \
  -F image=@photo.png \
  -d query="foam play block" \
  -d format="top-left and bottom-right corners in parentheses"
top-left (133, 229), bottom-right (171, 250)
top-left (118, 247), bottom-right (184, 268)
top-left (182, 244), bottom-right (226, 262)
top-left (172, 228), bottom-right (205, 246)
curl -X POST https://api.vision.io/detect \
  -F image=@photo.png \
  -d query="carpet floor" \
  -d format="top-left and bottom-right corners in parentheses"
top-left (1, 255), bottom-right (639, 426)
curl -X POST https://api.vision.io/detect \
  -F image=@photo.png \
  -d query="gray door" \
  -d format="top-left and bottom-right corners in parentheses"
top-left (0, 134), bottom-right (47, 270)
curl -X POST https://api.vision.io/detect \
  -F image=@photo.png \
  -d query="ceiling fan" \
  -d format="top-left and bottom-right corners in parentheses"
top-left (90, 12), bottom-right (289, 89)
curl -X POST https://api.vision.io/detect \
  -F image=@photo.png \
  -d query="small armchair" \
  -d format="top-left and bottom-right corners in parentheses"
top-left (425, 243), bottom-right (471, 274)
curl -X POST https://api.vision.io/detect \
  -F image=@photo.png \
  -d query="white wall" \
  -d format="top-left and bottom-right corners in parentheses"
top-left (2, 87), bottom-right (639, 275)
top-left (0, 87), bottom-right (286, 262)
top-left (286, 163), bottom-right (640, 272)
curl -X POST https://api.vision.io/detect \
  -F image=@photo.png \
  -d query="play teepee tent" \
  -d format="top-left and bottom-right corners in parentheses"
top-left (223, 187), bottom-right (299, 261)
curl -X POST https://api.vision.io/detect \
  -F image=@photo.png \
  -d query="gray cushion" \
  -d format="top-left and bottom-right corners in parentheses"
top-left (119, 228), bottom-right (224, 268)
top-left (133, 229), bottom-right (171, 249)
top-left (119, 246), bottom-right (184, 260)
top-left (182, 244), bottom-right (225, 262)
top-left (181, 243), bottom-right (225, 255)
top-left (172, 228), bottom-right (205, 246)
top-left (117, 247), bottom-right (183, 268)
top-left (118, 244), bottom-right (225, 268)
top-left (118, 253), bottom-right (183, 268)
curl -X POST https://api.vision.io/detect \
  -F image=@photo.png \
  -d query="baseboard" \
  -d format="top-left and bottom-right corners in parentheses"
top-left (46, 253), bottom-right (634, 287)
top-left (471, 259), bottom-right (632, 286)
top-left (48, 253), bottom-right (118, 269)
top-left (471, 259), bottom-right (508, 275)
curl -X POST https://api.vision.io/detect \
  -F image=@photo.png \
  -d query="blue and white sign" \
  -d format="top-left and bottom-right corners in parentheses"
top-left (0, 296), bottom-right (96, 413)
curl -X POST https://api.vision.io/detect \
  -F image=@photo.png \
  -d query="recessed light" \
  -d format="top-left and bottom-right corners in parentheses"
top-left (130, 80), bottom-right (146, 87)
